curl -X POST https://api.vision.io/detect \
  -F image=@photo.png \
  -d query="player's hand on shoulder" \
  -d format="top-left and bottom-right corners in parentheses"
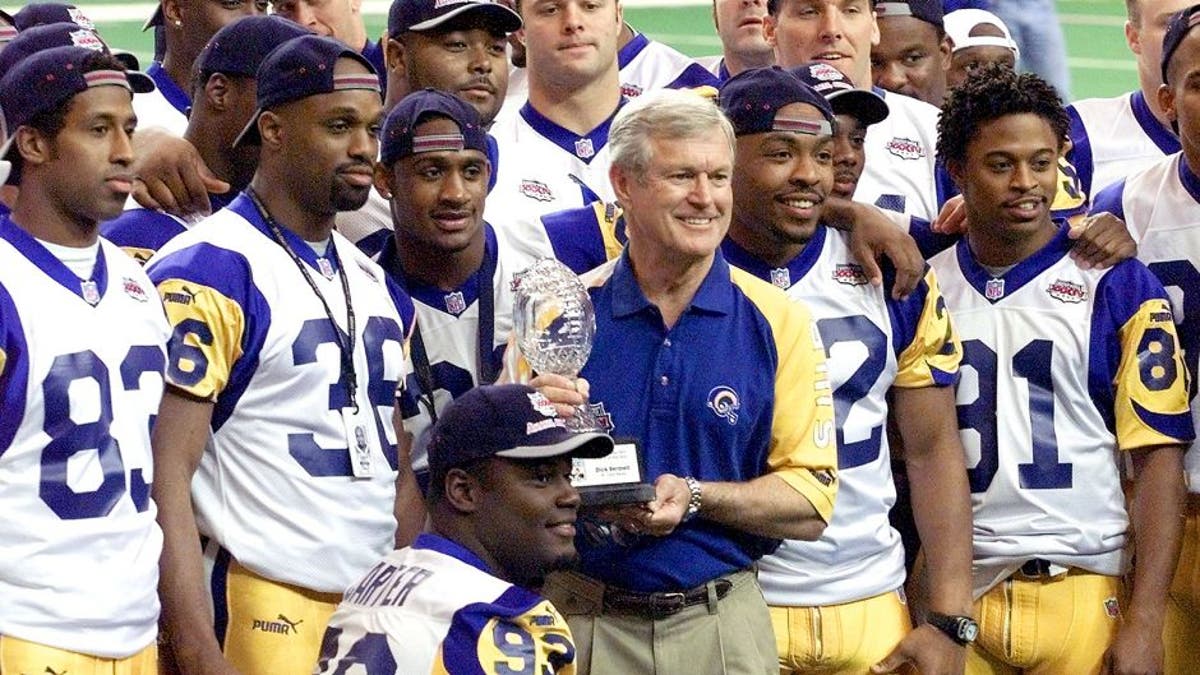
top-left (871, 623), bottom-right (965, 675)
top-left (132, 129), bottom-right (230, 217)
top-left (527, 373), bottom-right (588, 418)
top-left (932, 195), bottom-right (968, 235)
top-left (847, 208), bottom-right (924, 301)
top-left (1102, 618), bottom-right (1164, 675)
top-left (1069, 211), bottom-right (1137, 270)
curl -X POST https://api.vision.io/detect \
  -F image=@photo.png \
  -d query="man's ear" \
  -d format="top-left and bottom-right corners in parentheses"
top-left (258, 110), bottom-right (284, 149)
top-left (1159, 82), bottom-right (1178, 125)
top-left (14, 126), bottom-right (52, 168)
top-left (946, 159), bottom-right (965, 191)
top-left (374, 161), bottom-right (394, 199)
top-left (443, 467), bottom-right (484, 513)
top-left (203, 72), bottom-right (231, 112)
top-left (1125, 19), bottom-right (1141, 55)
top-left (763, 14), bottom-right (778, 49)
top-left (385, 36), bottom-right (408, 78)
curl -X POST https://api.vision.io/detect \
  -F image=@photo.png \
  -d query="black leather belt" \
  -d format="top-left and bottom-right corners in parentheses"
top-left (603, 578), bottom-right (733, 619)
top-left (1018, 559), bottom-right (1055, 578)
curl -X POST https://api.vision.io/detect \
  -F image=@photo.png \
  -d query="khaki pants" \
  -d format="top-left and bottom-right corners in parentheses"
top-left (543, 569), bottom-right (776, 675)
top-left (0, 636), bottom-right (156, 675)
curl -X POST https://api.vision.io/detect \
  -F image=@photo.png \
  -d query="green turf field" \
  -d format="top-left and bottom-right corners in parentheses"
top-left (62, 0), bottom-right (1136, 101)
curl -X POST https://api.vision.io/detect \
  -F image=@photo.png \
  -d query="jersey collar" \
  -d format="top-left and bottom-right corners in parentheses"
top-left (146, 61), bottom-right (191, 118)
top-left (955, 219), bottom-right (1071, 304)
top-left (719, 225), bottom-right (827, 290)
top-left (618, 29), bottom-right (650, 69)
top-left (610, 247), bottom-right (734, 319)
top-left (518, 100), bottom-right (625, 165)
top-left (385, 223), bottom-right (497, 316)
top-left (230, 192), bottom-right (340, 276)
top-left (1178, 153), bottom-right (1200, 205)
top-left (0, 216), bottom-right (108, 305)
top-left (412, 533), bottom-right (496, 575)
top-left (1130, 90), bottom-right (1181, 155)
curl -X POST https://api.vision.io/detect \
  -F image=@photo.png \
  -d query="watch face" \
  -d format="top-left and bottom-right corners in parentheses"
top-left (960, 620), bottom-right (979, 643)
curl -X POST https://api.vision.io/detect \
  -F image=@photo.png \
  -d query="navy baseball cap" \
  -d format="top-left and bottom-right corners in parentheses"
top-left (233, 34), bottom-right (382, 147)
top-left (0, 46), bottom-right (154, 160)
top-left (874, 0), bottom-right (943, 28)
top-left (0, 10), bottom-right (17, 45)
top-left (380, 89), bottom-right (489, 165)
top-left (196, 16), bottom-right (310, 79)
top-left (143, 3), bottom-right (163, 31)
top-left (12, 3), bottom-right (94, 31)
top-left (426, 384), bottom-right (615, 481)
top-left (720, 66), bottom-right (836, 138)
top-left (791, 61), bottom-right (889, 127)
top-left (389, 0), bottom-right (521, 35)
top-left (1161, 4), bottom-right (1200, 83)
top-left (0, 22), bottom-right (138, 81)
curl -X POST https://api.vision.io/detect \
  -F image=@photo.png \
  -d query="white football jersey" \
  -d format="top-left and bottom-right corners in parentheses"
top-left (146, 194), bottom-right (414, 593)
top-left (317, 534), bottom-right (576, 674)
top-left (697, 54), bottom-right (728, 81)
top-left (724, 228), bottom-right (960, 606)
top-left (0, 221), bottom-right (168, 658)
top-left (613, 32), bottom-right (720, 98)
top-left (133, 62), bottom-right (189, 136)
top-left (486, 103), bottom-right (618, 254)
top-left (336, 187), bottom-right (394, 258)
top-left (1091, 152), bottom-right (1200, 492)
top-left (857, 89), bottom-right (942, 222)
top-left (501, 29), bottom-right (719, 111)
top-left (1066, 91), bottom-right (1180, 199)
top-left (383, 225), bottom-right (535, 473)
top-left (930, 226), bottom-right (1193, 597)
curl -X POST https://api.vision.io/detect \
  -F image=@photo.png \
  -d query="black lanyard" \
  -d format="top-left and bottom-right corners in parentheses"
top-left (246, 188), bottom-right (360, 413)
top-left (379, 237), bottom-right (497, 425)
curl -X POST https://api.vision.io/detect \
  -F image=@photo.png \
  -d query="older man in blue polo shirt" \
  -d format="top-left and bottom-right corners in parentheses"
top-left (503, 87), bottom-right (837, 675)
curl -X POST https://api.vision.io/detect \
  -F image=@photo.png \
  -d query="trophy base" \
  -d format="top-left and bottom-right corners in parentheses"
top-left (578, 482), bottom-right (657, 507)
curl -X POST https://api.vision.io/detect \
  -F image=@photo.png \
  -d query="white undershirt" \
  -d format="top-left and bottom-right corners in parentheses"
top-left (37, 237), bottom-right (100, 279)
top-left (306, 237), bottom-right (332, 257)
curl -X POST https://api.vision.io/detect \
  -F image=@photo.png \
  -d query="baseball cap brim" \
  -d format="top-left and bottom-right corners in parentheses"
top-left (142, 4), bottom-right (162, 31)
top-left (124, 69), bottom-right (156, 94)
top-left (496, 430), bottom-right (615, 462)
top-left (232, 109), bottom-right (264, 148)
top-left (408, 3), bottom-right (521, 33)
top-left (827, 89), bottom-right (889, 126)
top-left (0, 135), bottom-right (14, 163)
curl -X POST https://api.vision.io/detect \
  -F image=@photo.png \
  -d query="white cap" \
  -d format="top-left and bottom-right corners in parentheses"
top-left (944, 9), bottom-right (1019, 57)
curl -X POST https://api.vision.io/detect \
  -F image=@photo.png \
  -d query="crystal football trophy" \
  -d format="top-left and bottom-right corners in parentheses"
top-left (512, 258), bottom-right (655, 506)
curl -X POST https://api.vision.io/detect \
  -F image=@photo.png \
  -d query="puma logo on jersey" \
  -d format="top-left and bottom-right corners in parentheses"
top-left (1046, 279), bottom-right (1086, 303)
top-left (252, 614), bottom-right (303, 635)
top-left (885, 137), bottom-right (926, 160)
top-left (163, 285), bottom-right (198, 306)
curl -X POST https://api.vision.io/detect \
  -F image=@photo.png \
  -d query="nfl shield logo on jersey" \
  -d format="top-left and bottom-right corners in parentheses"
top-left (574, 138), bottom-right (595, 159)
top-left (317, 258), bottom-right (335, 280)
top-left (985, 278), bottom-right (1005, 300)
top-left (770, 268), bottom-right (791, 289)
top-left (444, 291), bottom-right (467, 315)
top-left (81, 279), bottom-right (101, 306)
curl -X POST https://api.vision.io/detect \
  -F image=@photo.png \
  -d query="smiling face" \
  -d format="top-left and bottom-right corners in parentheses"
top-left (953, 112), bottom-right (1061, 265)
top-left (379, 116), bottom-right (490, 257)
top-left (615, 131), bottom-right (733, 268)
top-left (872, 14), bottom-right (949, 104)
top-left (471, 456), bottom-right (582, 587)
top-left (764, 0), bottom-right (879, 87)
top-left (518, 0), bottom-right (622, 92)
top-left (731, 101), bottom-right (834, 255)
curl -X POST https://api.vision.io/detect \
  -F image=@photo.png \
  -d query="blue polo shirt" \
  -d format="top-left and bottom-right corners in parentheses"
top-left (561, 250), bottom-right (837, 592)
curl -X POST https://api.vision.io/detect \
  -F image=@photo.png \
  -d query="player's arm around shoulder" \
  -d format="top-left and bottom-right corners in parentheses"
top-left (1096, 262), bottom-right (1191, 675)
top-left (699, 274), bottom-right (837, 541)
